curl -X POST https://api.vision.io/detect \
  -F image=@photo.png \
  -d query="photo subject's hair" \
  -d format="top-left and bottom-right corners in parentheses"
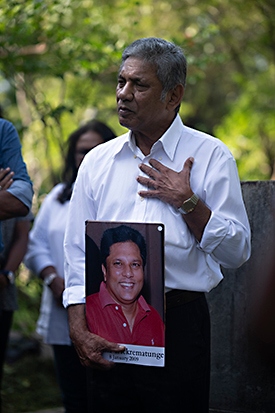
top-left (100, 225), bottom-right (147, 268)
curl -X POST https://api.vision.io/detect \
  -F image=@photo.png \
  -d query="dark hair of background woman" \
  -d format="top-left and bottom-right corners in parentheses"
top-left (57, 120), bottom-right (116, 204)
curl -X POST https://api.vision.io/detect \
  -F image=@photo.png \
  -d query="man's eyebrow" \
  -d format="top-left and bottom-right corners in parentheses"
top-left (118, 73), bottom-right (145, 82)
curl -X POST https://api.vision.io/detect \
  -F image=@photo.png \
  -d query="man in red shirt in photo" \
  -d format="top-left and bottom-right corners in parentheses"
top-left (86, 225), bottom-right (164, 347)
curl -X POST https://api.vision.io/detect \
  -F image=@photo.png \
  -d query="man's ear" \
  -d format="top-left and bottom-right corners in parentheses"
top-left (101, 264), bottom-right (107, 282)
top-left (166, 84), bottom-right (184, 112)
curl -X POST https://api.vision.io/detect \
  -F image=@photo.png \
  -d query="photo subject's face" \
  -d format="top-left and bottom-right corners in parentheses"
top-left (103, 241), bottom-right (144, 306)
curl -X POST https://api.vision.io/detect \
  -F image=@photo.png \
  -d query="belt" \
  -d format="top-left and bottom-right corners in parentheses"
top-left (165, 289), bottom-right (204, 310)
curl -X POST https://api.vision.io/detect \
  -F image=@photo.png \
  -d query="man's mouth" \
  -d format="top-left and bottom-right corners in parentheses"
top-left (118, 106), bottom-right (133, 115)
top-left (120, 282), bottom-right (135, 289)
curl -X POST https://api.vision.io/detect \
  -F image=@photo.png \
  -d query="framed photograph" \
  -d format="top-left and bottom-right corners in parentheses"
top-left (85, 221), bottom-right (165, 367)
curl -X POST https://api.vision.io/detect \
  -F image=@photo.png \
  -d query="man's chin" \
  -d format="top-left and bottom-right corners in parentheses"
top-left (119, 295), bottom-right (139, 305)
top-left (118, 117), bottom-right (130, 129)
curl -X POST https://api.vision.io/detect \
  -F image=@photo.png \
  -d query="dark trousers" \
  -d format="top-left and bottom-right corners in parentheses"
top-left (0, 310), bottom-right (13, 413)
top-left (88, 294), bottom-right (210, 413)
top-left (53, 344), bottom-right (89, 413)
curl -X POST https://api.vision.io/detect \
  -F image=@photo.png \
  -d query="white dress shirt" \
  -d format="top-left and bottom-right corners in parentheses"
top-left (24, 184), bottom-right (71, 345)
top-left (63, 115), bottom-right (251, 307)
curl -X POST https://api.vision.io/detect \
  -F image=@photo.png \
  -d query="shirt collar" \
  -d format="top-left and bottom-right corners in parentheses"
top-left (114, 114), bottom-right (184, 161)
top-left (156, 114), bottom-right (183, 161)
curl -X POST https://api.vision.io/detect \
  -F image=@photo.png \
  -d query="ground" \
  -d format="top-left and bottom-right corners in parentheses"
top-left (2, 333), bottom-right (62, 413)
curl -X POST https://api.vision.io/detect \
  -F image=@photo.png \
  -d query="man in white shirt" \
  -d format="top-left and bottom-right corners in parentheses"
top-left (63, 37), bottom-right (251, 412)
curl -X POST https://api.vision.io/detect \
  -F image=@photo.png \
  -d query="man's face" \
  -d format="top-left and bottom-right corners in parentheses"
top-left (102, 241), bottom-right (144, 306)
top-left (116, 57), bottom-right (172, 138)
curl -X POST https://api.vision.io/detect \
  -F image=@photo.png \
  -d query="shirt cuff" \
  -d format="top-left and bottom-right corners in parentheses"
top-left (198, 211), bottom-right (228, 253)
top-left (63, 285), bottom-right (86, 308)
top-left (7, 180), bottom-right (33, 209)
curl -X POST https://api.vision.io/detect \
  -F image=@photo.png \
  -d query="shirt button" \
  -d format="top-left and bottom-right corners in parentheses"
top-left (123, 323), bottom-right (127, 328)
top-left (134, 155), bottom-right (137, 159)
top-left (140, 196), bottom-right (144, 202)
top-left (115, 306), bottom-right (119, 310)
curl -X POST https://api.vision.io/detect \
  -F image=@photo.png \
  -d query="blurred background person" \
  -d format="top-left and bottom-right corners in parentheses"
top-left (0, 117), bottom-right (33, 246)
top-left (0, 169), bottom-right (32, 413)
top-left (24, 120), bottom-right (116, 413)
top-left (0, 113), bottom-right (33, 413)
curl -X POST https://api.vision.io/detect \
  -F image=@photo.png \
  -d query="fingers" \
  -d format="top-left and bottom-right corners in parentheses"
top-left (180, 157), bottom-right (194, 186)
top-left (137, 157), bottom-right (195, 207)
top-left (138, 157), bottom-right (194, 180)
top-left (96, 335), bottom-right (125, 360)
top-left (183, 157), bottom-right (194, 173)
top-left (139, 158), bottom-right (167, 178)
top-left (137, 159), bottom-right (167, 189)
top-left (0, 168), bottom-right (14, 190)
top-left (93, 341), bottom-right (126, 370)
top-left (0, 167), bottom-right (9, 179)
top-left (74, 332), bottom-right (125, 370)
top-left (138, 163), bottom-right (157, 182)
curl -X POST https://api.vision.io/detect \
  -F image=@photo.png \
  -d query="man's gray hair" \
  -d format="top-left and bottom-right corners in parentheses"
top-left (121, 37), bottom-right (187, 102)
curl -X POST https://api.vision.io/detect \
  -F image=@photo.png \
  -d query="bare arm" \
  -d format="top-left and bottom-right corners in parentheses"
top-left (39, 265), bottom-right (65, 306)
top-left (0, 170), bottom-right (30, 288)
top-left (137, 157), bottom-right (211, 241)
top-left (67, 304), bottom-right (125, 370)
top-left (0, 219), bottom-right (31, 288)
top-left (0, 191), bottom-right (29, 220)
top-left (0, 168), bottom-right (29, 219)
top-left (4, 220), bottom-right (30, 271)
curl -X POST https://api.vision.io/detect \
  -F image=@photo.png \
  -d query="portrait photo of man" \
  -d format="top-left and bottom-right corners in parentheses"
top-left (85, 222), bottom-right (165, 366)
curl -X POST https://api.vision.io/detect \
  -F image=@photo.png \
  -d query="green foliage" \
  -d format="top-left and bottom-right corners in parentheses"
top-left (12, 266), bottom-right (42, 335)
top-left (0, 0), bottom-right (274, 194)
top-left (0, 5), bottom-right (273, 410)
top-left (215, 66), bottom-right (275, 180)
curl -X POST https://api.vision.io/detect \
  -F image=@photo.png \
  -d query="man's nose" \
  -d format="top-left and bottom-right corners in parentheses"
top-left (117, 83), bottom-right (133, 101)
top-left (123, 265), bottom-right (133, 277)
